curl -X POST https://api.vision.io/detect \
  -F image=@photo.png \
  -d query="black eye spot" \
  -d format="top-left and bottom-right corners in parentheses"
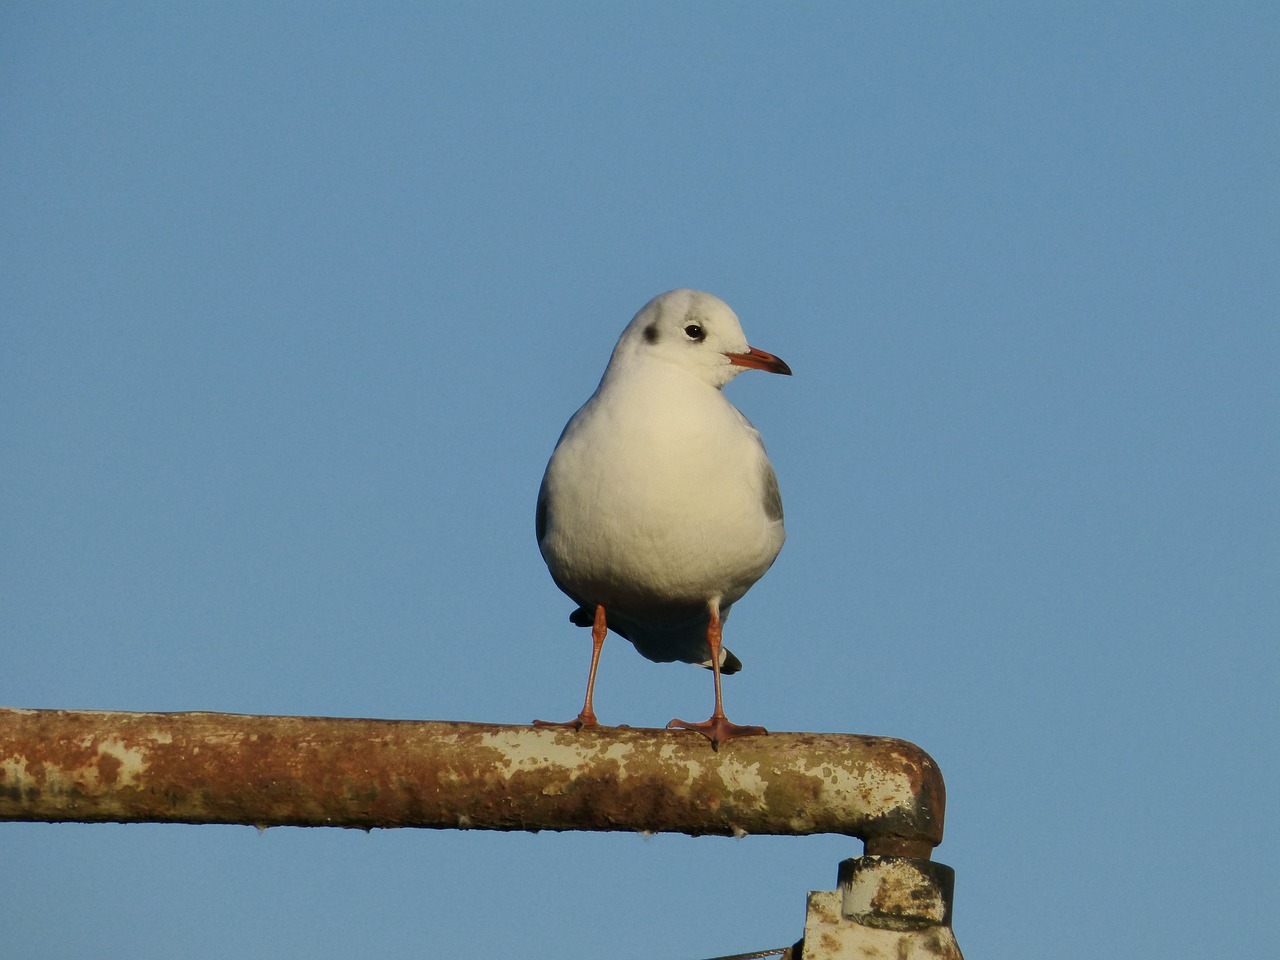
top-left (643, 322), bottom-right (660, 344)
top-left (683, 323), bottom-right (705, 342)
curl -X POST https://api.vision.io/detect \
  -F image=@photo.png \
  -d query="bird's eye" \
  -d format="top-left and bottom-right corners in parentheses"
top-left (683, 323), bottom-right (705, 342)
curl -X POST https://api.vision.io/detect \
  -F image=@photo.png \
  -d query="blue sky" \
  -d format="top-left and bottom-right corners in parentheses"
top-left (2, 4), bottom-right (1276, 958)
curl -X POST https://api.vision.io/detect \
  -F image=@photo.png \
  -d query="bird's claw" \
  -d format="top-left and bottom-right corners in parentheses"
top-left (533, 712), bottom-right (599, 731)
top-left (667, 715), bottom-right (768, 750)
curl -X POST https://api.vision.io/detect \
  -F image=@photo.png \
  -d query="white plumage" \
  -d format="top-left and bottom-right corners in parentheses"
top-left (536, 288), bottom-right (790, 746)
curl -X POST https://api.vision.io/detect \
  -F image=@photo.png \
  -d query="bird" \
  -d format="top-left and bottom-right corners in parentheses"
top-left (534, 288), bottom-right (790, 747)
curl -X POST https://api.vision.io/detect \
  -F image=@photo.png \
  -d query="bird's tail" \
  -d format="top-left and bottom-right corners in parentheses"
top-left (705, 647), bottom-right (742, 675)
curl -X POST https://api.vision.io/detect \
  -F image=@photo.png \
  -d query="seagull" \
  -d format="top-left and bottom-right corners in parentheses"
top-left (535, 289), bottom-right (790, 747)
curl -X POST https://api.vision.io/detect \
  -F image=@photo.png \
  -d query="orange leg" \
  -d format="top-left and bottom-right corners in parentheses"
top-left (667, 599), bottom-right (767, 750)
top-left (534, 603), bottom-right (606, 730)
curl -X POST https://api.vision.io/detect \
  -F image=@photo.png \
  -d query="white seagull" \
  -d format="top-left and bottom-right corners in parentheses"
top-left (535, 289), bottom-right (790, 747)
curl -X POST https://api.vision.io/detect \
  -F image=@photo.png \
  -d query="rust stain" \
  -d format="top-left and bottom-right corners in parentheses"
top-left (95, 751), bottom-right (122, 786)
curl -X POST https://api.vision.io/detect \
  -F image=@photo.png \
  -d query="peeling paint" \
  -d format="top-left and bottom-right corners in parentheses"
top-left (0, 709), bottom-right (945, 849)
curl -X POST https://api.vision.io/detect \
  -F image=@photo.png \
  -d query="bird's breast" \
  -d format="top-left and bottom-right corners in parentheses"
top-left (538, 374), bottom-right (784, 614)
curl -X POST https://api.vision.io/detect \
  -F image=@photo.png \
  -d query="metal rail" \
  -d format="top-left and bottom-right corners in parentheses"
top-left (0, 707), bottom-right (944, 855)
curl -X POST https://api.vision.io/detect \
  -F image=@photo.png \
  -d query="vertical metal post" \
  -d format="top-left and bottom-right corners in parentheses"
top-left (795, 856), bottom-right (963, 959)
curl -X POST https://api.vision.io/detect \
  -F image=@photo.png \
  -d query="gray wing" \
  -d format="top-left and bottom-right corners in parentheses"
top-left (761, 458), bottom-right (783, 523)
top-left (732, 407), bottom-right (784, 524)
top-left (535, 474), bottom-right (549, 544)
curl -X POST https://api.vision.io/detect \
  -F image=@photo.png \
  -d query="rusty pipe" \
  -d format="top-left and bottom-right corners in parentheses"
top-left (0, 708), bottom-right (944, 854)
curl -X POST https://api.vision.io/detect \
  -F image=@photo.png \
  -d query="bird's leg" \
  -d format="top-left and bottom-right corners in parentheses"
top-left (534, 603), bottom-right (606, 730)
top-left (667, 599), bottom-right (767, 750)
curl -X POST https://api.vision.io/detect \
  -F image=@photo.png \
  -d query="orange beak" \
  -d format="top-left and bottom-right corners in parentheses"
top-left (727, 345), bottom-right (792, 376)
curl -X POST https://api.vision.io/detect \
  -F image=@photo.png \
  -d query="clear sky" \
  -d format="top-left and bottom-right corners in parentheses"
top-left (3, 4), bottom-right (1276, 958)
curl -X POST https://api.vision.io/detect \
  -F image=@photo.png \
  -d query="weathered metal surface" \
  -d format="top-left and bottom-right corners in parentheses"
top-left (796, 857), bottom-right (963, 959)
top-left (0, 708), bottom-right (944, 847)
top-left (839, 856), bottom-right (955, 930)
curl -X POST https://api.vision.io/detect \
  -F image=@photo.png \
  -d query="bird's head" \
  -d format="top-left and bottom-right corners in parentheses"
top-left (613, 289), bottom-right (791, 388)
